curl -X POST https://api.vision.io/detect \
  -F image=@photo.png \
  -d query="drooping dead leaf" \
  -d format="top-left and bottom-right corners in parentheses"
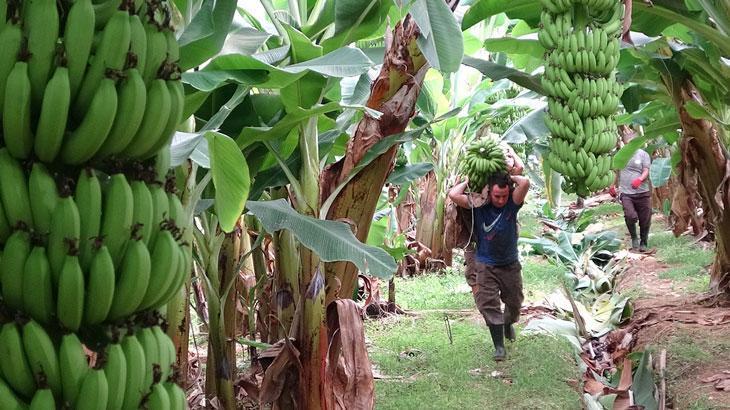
top-left (259, 338), bottom-right (300, 405)
top-left (701, 371), bottom-right (730, 383)
top-left (715, 379), bottom-right (730, 391)
top-left (584, 379), bottom-right (605, 395)
top-left (324, 299), bottom-right (375, 410)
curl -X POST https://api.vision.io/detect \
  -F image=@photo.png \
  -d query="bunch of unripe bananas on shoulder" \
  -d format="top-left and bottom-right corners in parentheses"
top-left (0, 149), bottom-right (192, 331)
top-left (0, 318), bottom-right (186, 409)
top-left (538, 0), bottom-right (625, 197)
top-left (0, 0), bottom-right (183, 166)
top-left (459, 138), bottom-right (508, 192)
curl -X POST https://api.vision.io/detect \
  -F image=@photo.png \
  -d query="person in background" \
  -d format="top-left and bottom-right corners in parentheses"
top-left (448, 155), bottom-right (529, 361)
top-left (609, 128), bottom-right (652, 252)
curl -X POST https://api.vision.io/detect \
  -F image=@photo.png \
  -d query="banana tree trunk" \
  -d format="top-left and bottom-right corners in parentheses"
top-left (206, 223), bottom-right (241, 410)
top-left (668, 78), bottom-right (730, 296)
top-left (321, 11), bottom-right (437, 302)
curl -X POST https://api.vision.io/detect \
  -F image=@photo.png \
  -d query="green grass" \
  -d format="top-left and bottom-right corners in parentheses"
top-left (588, 202), bottom-right (623, 218)
top-left (368, 314), bottom-right (581, 410)
top-left (372, 265), bottom-right (581, 409)
top-left (650, 231), bottom-right (713, 292)
top-left (522, 258), bottom-right (566, 301)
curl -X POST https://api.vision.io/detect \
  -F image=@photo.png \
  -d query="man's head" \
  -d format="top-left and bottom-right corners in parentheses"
top-left (487, 172), bottom-right (512, 208)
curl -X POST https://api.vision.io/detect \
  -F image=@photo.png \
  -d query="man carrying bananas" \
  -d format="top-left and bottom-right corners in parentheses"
top-left (448, 151), bottom-right (528, 361)
top-left (609, 128), bottom-right (652, 252)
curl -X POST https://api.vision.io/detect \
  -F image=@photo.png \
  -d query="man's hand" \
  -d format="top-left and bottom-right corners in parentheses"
top-left (471, 285), bottom-right (478, 297)
top-left (609, 185), bottom-right (617, 197)
top-left (631, 178), bottom-right (643, 189)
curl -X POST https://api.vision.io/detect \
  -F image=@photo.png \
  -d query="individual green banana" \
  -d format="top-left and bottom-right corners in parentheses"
top-left (164, 28), bottom-right (179, 66)
top-left (93, 0), bottom-right (124, 29)
top-left (139, 229), bottom-right (178, 310)
top-left (22, 247), bottom-right (54, 325)
top-left (28, 163), bottom-right (59, 234)
top-left (164, 382), bottom-right (186, 410)
top-left (149, 184), bottom-right (170, 246)
top-left (152, 325), bottom-right (175, 382)
top-left (146, 382), bottom-right (171, 410)
top-left (101, 174), bottom-right (134, 266)
top-left (104, 343), bottom-right (127, 410)
top-left (122, 78), bottom-right (172, 158)
top-left (0, 0), bottom-right (6, 33)
top-left (75, 368), bottom-right (109, 410)
top-left (0, 20), bottom-right (22, 116)
top-left (75, 169), bottom-right (103, 271)
top-left (83, 244), bottom-right (116, 325)
top-left (0, 230), bottom-right (32, 311)
top-left (73, 9), bottom-right (130, 119)
top-left (3, 61), bottom-right (33, 159)
top-left (57, 254), bottom-right (85, 332)
top-left (60, 77), bottom-right (119, 165)
top-left (0, 377), bottom-right (26, 410)
top-left (137, 327), bottom-right (160, 390)
top-left (34, 65), bottom-right (70, 163)
top-left (144, 79), bottom-right (184, 158)
top-left (129, 13), bottom-right (148, 74)
top-left (29, 388), bottom-right (54, 410)
top-left (22, 319), bottom-right (62, 396)
top-left (120, 334), bottom-right (146, 410)
top-left (142, 20), bottom-right (167, 85)
top-left (154, 147), bottom-right (172, 183)
top-left (48, 196), bottom-right (81, 283)
top-left (59, 333), bottom-right (89, 407)
top-left (0, 322), bottom-right (36, 398)
top-left (131, 180), bottom-right (154, 245)
top-left (23, 0), bottom-right (59, 108)
top-left (107, 236), bottom-right (151, 321)
top-left (95, 68), bottom-right (147, 158)
top-left (64, 0), bottom-right (95, 101)
top-left (167, 191), bottom-right (185, 231)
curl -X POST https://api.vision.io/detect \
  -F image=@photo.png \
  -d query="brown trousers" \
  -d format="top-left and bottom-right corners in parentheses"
top-left (469, 259), bottom-right (524, 326)
top-left (620, 191), bottom-right (652, 243)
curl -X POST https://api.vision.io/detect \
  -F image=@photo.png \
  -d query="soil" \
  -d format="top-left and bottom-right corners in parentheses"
top-left (616, 251), bottom-right (730, 409)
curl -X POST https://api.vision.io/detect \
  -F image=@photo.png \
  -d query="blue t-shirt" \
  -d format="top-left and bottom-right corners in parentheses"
top-left (474, 197), bottom-right (522, 266)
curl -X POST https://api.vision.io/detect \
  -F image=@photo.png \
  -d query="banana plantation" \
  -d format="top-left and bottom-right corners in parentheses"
top-left (0, 0), bottom-right (727, 408)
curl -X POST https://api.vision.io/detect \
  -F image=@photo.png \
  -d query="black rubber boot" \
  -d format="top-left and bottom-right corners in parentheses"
top-left (504, 322), bottom-right (516, 342)
top-left (488, 325), bottom-right (506, 361)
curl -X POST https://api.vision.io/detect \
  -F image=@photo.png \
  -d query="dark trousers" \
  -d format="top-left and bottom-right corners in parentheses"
top-left (473, 260), bottom-right (524, 325)
top-left (621, 191), bottom-right (652, 244)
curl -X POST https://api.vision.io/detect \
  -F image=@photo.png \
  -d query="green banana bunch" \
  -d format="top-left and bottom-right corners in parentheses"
top-left (541, 1), bottom-right (625, 195)
top-left (459, 138), bottom-right (509, 192)
top-left (95, 68), bottom-right (148, 158)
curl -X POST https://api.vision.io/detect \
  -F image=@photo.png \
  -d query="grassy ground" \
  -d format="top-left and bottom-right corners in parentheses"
top-left (369, 259), bottom-right (581, 410)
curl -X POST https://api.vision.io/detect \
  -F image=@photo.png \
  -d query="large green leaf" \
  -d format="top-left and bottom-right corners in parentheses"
top-left (462, 56), bottom-right (544, 94)
top-left (247, 199), bottom-right (397, 279)
top-left (386, 163), bottom-right (434, 185)
top-left (632, 2), bottom-right (730, 56)
top-left (502, 106), bottom-right (548, 144)
top-left (321, 0), bottom-right (391, 51)
top-left (178, 0), bottom-right (238, 70)
top-left (483, 37), bottom-right (545, 59)
top-left (220, 27), bottom-right (271, 56)
top-left (410, 0), bottom-right (464, 73)
top-left (462, 0), bottom-right (540, 30)
top-left (284, 47), bottom-right (374, 77)
top-left (633, 350), bottom-right (659, 410)
top-left (237, 102), bottom-right (344, 147)
top-left (206, 132), bottom-right (251, 233)
top-left (649, 157), bottom-right (672, 187)
top-left (612, 136), bottom-right (648, 170)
